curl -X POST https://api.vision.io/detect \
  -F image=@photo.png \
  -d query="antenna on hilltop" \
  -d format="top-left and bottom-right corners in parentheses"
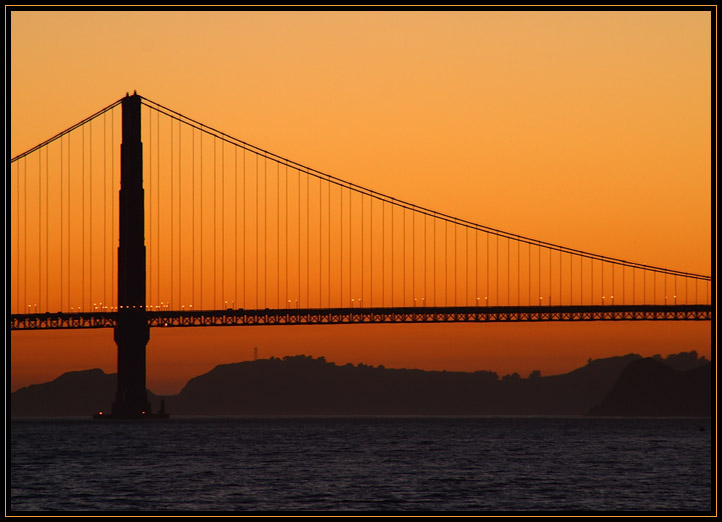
top-left (253, 347), bottom-right (258, 361)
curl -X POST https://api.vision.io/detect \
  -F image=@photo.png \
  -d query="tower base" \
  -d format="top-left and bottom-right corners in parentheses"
top-left (92, 411), bottom-right (170, 420)
top-left (93, 399), bottom-right (170, 419)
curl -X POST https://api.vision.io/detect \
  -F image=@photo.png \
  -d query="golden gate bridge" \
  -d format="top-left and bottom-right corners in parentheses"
top-left (10, 93), bottom-right (711, 417)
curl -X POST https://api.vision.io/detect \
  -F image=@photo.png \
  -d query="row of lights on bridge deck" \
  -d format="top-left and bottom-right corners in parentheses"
top-left (21, 294), bottom-right (690, 314)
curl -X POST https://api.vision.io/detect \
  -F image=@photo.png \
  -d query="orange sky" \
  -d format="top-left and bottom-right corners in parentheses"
top-left (8, 10), bottom-right (714, 396)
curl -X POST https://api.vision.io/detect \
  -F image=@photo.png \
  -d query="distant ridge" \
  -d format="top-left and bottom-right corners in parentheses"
top-left (11, 351), bottom-right (709, 418)
top-left (586, 358), bottom-right (711, 417)
top-left (10, 369), bottom-right (164, 418)
top-left (166, 353), bottom-right (642, 416)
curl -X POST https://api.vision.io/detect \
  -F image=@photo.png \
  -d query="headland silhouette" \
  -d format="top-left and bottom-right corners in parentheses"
top-left (11, 351), bottom-right (710, 418)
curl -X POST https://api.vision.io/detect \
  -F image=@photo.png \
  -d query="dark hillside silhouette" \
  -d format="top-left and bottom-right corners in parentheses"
top-left (11, 369), bottom-right (164, 417)
top-left (587, 357), bottom-right (711, 417)
top-left (11, 351), bottom-right (710, 417)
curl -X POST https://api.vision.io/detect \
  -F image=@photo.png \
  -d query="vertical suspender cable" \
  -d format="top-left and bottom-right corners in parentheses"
top-left (349, 188), bottom-right (352, 305)
top-left (549, 248), bottom-right (552, 306)
top-left (285, 164), bottom-right (288, 306)
top-left (559, 250), bottom-right (562, 306)
top-left (262, 155), bottom-right (267, 308)
top-left (46, 142), bottom-right (49, 311)
top-left (60, 137), bottom-right (63, 312)
top-left (391, 201), bottom-right (396, 308)
top-left (433, 212), bottom-right (435, 306)
top-left (298, 168), bottom-right (301, 306)
top-left (371, 196), bottom-right (374, 307)
top-left (38, 150), bottom-right (43, 311)
top-left (168, 118), bottom-right (176, 310)
top-left (200, 127), bottom-right (203, 309)
top-left (570, 253), bottom-right (573, 305)
top-left (340, 185), bottom-right (343, 306)
top-left (193, 127), bottom-right (196, 309)
top-left (103, 113), bottom-right (107, 309)
top-left (221, 138), bottom-right (225, 309)
top-left (508, 236), bottom-right (510, 306)
top-left (23, 158), bottom-right (27, 312)
top-left (255, 154), bottom-right (259, 309)
top-left (111, 109), bottom-right (116, 309)
top-left (326, 176), bottom-right (331, 308)
top-left (277, 162), bottom-right (280, 308)
top-left (538, 242), bottom-right (541, 306)
top-left (465, 227), bottom-right (468, 306)
top-left (13, 163), bottom-right (16, 312)
top-left (238, 146), bottom-right (240, 308)
top-left (581, 256), bottom-right (584, 305)
top-left (493, 233), bottom-right (497, 306)
top-left (89, 122), bottom-right (92, 311)
top-left (320, 176), bottom-right (323, 307)
top-left (235, 146), bottom-right (239, 309)
top-left (242, 147), bottom-right (246, 309)
top-left (527, 240), bottom-right (530, 306)
top-left (475, 229), bottom-right (478, 305)
top-left (444, 215), bottom-right (449, 306)
top-left (37, 150), bottom-right (41, 311)
top-left (308, 172), bottom-right (311, 308)
top-left (82, 126), bottom-right (85, 311)
top-left (424, 213), bottom-right (427, 306)
top-left (68, 134), bottom-right (72, 310)
top-left (362, 193), bottom-right (366, 306)
top-left (403, 205), bottom-right (406, 306)
top-left (177, 123), bottom-right (183, 305)
top-left (156, 111), bottom-right (160, 309)
top-left (392, 199), bottom-right (395, 306)
top-left (327, 176), bottom-right (330, 307)
top-left (452, 223), bottom-right (456, 306)
top-left (215, 135), bottom-right (220, 309)
top-left (171, 119), bottom-right (174, 309)
top-left (16, 161), bottom-right (21, 312)
top-left (148, 108), bottom-right (152, 308)
top-left (653, 271), bottom-right (656, 305)
top-left (487, 232), bottom-right (490, 305)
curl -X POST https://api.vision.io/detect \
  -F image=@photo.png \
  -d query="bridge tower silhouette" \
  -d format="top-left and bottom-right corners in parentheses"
top-left (105, 93), bottom-right (160, 419)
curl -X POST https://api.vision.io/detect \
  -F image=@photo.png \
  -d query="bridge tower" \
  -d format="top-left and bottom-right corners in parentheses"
top-left (107, 93), bottom-right (157, 418)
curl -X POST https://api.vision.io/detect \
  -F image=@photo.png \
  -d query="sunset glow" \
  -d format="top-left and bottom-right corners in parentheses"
top-left (9, 10), bottom-right (712, 396)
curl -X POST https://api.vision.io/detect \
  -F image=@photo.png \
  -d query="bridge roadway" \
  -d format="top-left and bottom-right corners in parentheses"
top-left (9, 304), bottom-right (712, 330)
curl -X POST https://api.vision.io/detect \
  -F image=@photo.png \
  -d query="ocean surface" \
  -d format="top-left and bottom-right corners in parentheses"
top-left (10, 416), bottom-right (712, 513)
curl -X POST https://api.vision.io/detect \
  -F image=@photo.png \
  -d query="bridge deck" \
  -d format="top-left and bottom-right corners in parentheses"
top-left (9, 304), bottom-right (712, 330)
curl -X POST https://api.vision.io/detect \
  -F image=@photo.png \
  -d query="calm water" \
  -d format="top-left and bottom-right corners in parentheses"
top-left (10, 417), bottom-right (712, 513)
